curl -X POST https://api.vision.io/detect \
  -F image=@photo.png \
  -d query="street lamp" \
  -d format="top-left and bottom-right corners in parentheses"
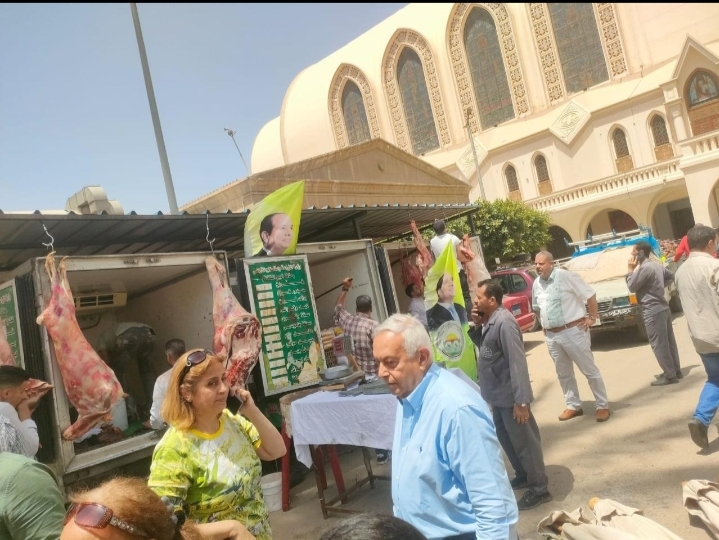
top-left (464, 107), bottom-right (486, 201)
top-left (224, 128), bottom-right (250, 177)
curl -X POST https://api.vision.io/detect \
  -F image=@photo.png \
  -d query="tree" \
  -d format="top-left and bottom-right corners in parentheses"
top-left (424, 199), bottom-right (551, 263)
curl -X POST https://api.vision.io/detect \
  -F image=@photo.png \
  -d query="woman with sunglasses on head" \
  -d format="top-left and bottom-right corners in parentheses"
top-left (148, 349), bottom-right (286, 540)
top-left (61, 476), bottom-right (202, 540)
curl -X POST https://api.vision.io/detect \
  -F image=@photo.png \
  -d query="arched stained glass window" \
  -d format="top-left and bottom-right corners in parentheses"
top-left (463, 7), bottom-right (514, 129)
top-left (505, 165), bottom-right (519, 192)
top-left (535, 155), bottom-right (550, 183)
top-left (548, 3), bottom-right (608, 94)
top-left (686, 70), bottom-right (719, 109)
top-left (612, 128), bottom-right (630, 158)
top-left (397, 47), bottom-right (440, 155)
top-left (341, 81), bottom-right (371, 146)
top-left (650, 116), bottom-right (669, 147)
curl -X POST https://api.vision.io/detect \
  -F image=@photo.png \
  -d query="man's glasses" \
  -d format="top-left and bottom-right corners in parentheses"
top-left (64, 502), bottom-right (148, 538)
top-left (180, 348), bottom-right (215, 382)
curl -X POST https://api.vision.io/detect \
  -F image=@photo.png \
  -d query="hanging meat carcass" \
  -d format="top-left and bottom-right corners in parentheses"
top-left (400, 243), bottom-right (424, 289)
top-left (410, 220), bottom-right (433, 277)
top-left (458, 234), bottom-right (491, 301)
top-left (206, 256), bottom-right (262, 389)
top-left (2, 319), bottom-right (54, 397)
top-left (36, 254), bottom-right (123, 441)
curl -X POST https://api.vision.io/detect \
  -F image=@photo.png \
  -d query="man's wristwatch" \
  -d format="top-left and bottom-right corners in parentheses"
top-left (587, 315), bottom-right (597, 321)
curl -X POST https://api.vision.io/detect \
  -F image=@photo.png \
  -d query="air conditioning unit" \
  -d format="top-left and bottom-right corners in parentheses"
top-left (73, 292), bottom-right (127, 312)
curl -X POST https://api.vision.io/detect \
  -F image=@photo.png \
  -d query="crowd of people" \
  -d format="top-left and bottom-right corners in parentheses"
top-left (2, 222), bottom-right (719, 540)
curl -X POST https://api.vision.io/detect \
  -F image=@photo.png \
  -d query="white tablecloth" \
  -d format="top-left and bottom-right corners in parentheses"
top-left (290, 391), bottom-right (398, 467)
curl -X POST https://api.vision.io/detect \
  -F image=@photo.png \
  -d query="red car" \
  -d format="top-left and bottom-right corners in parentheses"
top-left (491, 267), bottom-right (540, 333)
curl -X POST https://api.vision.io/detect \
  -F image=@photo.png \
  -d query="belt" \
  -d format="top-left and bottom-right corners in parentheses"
top-left (546, 317), bottom-right (586, 333)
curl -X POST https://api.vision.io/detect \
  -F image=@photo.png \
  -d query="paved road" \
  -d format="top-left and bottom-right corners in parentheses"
top-left (271, 314), bottom-right (716, 539)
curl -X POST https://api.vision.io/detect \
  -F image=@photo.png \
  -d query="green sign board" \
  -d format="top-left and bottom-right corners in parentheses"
top-left (0, 280), bottom-right (24, 369)
top-left (243, 255), bottom-right (325, 396)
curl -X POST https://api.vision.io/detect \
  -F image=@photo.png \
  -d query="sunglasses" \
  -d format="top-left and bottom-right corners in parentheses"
top-left (65, 502), bottom-right (148, 538)
top-left (180, 348), bottom-right (216, 383)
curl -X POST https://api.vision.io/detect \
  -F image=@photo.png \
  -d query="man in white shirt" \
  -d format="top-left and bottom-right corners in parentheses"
top-left (143, 338), bottom-right (186, 430)
top-left (405, 282), bottom-right (428, 329)
top-left (0, 366), bottom-right (42, 457)
top-left (675, 225), bottom-right (719, 449)
top-left (532, 251), bottom-right (610, 423)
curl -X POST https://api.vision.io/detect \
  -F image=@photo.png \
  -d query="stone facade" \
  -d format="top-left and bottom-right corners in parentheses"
top-left (214, 4), bottom-right (719, 252)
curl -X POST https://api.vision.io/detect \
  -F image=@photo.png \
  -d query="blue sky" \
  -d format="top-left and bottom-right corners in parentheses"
top-left (0, 3), bottom-right (406, 213)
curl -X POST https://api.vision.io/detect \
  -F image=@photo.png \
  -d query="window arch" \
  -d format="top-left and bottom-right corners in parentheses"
top-left (611, 127), bottom-right (634, 173)
top-left (547, 3), bottom-right (608, 94)
top-left (505, 164), bottom-right (521, 201)
top-left (649, 114), bottom-right (673, 161)
top-left (383, 30), bottom-right (450, 154)
top-left (534, 154), bottom-right (553, 196)
top-left (463, 7), bottom-right (514, 130)
top-left (685, 70), bottom-right (719, 136)
top-left (329, 64), bottom-right (380, 149)
top-left (341, 81), bottom-right (371, 146)
top-left (396, 47), bottom-right (440, 156)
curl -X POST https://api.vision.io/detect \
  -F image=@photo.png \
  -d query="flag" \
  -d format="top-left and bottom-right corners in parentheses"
top-left (424, 241), bottom-right (477, 380)
top-left (244, 181), bottom-right (305, 258)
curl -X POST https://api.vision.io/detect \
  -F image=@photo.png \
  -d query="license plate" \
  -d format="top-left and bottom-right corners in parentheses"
top-left (605, 307), bottom-right (633, 318)
top-left (511, 304), bottom-right (522, 316)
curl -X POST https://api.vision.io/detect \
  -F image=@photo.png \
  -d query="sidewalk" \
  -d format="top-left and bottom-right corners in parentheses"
top-left (270, 315), bottom-right (716, 539)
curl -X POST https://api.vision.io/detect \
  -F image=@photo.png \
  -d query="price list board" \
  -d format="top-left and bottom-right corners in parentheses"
top-left (243, 256), bottom-right (325, 396)
top-left (0, 279), bottom-right (24, 369)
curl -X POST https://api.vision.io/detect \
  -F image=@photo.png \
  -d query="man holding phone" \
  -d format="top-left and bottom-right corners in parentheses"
top-left (627, 241), bottom-right (682, 386)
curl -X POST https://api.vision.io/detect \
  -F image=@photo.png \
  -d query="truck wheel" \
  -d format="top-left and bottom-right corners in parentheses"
top-left (636, 319), bottom-right (649, 342)
top-left (669, 294), bottom-right (683, 313)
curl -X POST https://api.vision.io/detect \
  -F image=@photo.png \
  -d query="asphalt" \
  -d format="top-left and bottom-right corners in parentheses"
top-left (269, 314), bottom-right (718, 540)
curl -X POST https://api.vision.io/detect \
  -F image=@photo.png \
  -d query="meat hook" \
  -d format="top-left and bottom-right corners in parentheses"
top-left (205, 213), bottom-right (216, 256)
top-left (41, 223), bottom-right (55, 251)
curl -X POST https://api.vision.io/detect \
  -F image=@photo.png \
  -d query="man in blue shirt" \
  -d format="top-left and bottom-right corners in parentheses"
top-left (373, 314), bottom-right (518, 540)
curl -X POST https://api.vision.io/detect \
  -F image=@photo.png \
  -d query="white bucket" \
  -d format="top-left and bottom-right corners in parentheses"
top-left (260, 472), bottom-right (283, 513)
top-left (110, 398), bottom-right (128, 431)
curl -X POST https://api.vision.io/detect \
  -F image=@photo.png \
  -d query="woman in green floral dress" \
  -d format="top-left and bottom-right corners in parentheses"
top-left (148, 349), bottom-right (286, 540)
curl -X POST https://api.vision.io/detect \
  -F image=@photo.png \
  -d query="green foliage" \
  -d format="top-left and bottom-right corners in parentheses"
top-left (425, 199), bottom-right (551, 263)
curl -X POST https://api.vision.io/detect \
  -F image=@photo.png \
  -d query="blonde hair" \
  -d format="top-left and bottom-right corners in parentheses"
top-left (68, 477), bottom-right (201, 540)
top-left (161, 349), bottom-right (225, 430)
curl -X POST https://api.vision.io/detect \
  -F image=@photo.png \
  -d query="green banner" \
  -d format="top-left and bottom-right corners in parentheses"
top-left (0, 280), bottom-right (24, 369)
top-left (424, 243), bottom-right (477, 380)
top-left (243, 255), bottom-right (325, 396)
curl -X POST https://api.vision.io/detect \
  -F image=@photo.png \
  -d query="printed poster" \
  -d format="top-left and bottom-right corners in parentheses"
top-left (425, 243), bottom-right (477, 380)
top-left (244, 180), bottom-right (305, 258)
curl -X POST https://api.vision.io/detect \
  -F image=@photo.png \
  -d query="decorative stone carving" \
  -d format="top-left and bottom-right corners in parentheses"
top-left (329, 64), bottom-right (381, 149)
top-left (383, 30), bottom-right (451, 153)
top-left (530, 3), bottom-right (628, 102)
top-left (449, 3), bottom-right (530, 133)
top-left (595, 3), bottom-right (628, 78)
top-left (549, 100), bottom-right (591, 145)
top-left (455, 135), bottom-right (488, 181)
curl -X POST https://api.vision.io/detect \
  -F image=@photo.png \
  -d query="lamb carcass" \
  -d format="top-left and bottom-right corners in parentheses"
top-left (1, 319), bottom-right (54, 397)
top-left (36, 254), bottom-right (124, 441)
top-left (410, 220), bottom-right (433, 277)
top-left (458, 234), bottom-right (491, 301)
top-left (400, 250), bottom-right (423, 289)
top-left (206, 256), bottom-right (262, 389)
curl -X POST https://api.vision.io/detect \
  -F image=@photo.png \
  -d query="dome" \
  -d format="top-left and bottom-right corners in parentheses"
top-left (250, 116), bottom-right (284, 174)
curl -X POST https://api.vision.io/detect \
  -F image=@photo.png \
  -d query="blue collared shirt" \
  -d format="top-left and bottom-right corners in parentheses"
top-left (391, 363), bottom-right (519, 540)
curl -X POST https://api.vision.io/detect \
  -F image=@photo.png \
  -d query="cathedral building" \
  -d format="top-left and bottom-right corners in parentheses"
top-left (183, 3), bottom-right (719, 257)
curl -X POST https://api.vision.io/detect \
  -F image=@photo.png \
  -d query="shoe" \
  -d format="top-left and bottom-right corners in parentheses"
top-left (517, 490), bottom-right (553, 510)
top-left (688, 419), bottom-right (709, 449)
top-left (596, 409), bottom-right (611, 422)
top-left (651, 375), bottom-right (679, 387)
top-left (558, 408), bottom-right (583, 421)
top-left (655, 372), bottom-right (683, 380)
top-left (510, 476), bottom-right (529, 490)
top-left (376, 451), bottom-right (392, 465)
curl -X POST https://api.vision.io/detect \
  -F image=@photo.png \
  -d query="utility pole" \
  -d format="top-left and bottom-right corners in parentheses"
top-left (130, 3), bottom-right (179, 215)
top-left (464, 107), bottom-right (486, 201)
top-left (224, 128), bottom-right (250, 176)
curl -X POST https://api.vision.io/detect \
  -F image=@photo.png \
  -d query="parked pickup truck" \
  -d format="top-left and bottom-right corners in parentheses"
top-left (561, 231), bottom-right (681, 342)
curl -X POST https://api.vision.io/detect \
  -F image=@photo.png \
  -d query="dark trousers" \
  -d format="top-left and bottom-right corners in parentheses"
top-left (109, 326), bottom-right (157, 406)
top-left (459, 269), bottom-right (472, 310)
top-left (492, 406), bottom-right (549, 495)
top-left (643, 308), bottom-right (681, 380)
